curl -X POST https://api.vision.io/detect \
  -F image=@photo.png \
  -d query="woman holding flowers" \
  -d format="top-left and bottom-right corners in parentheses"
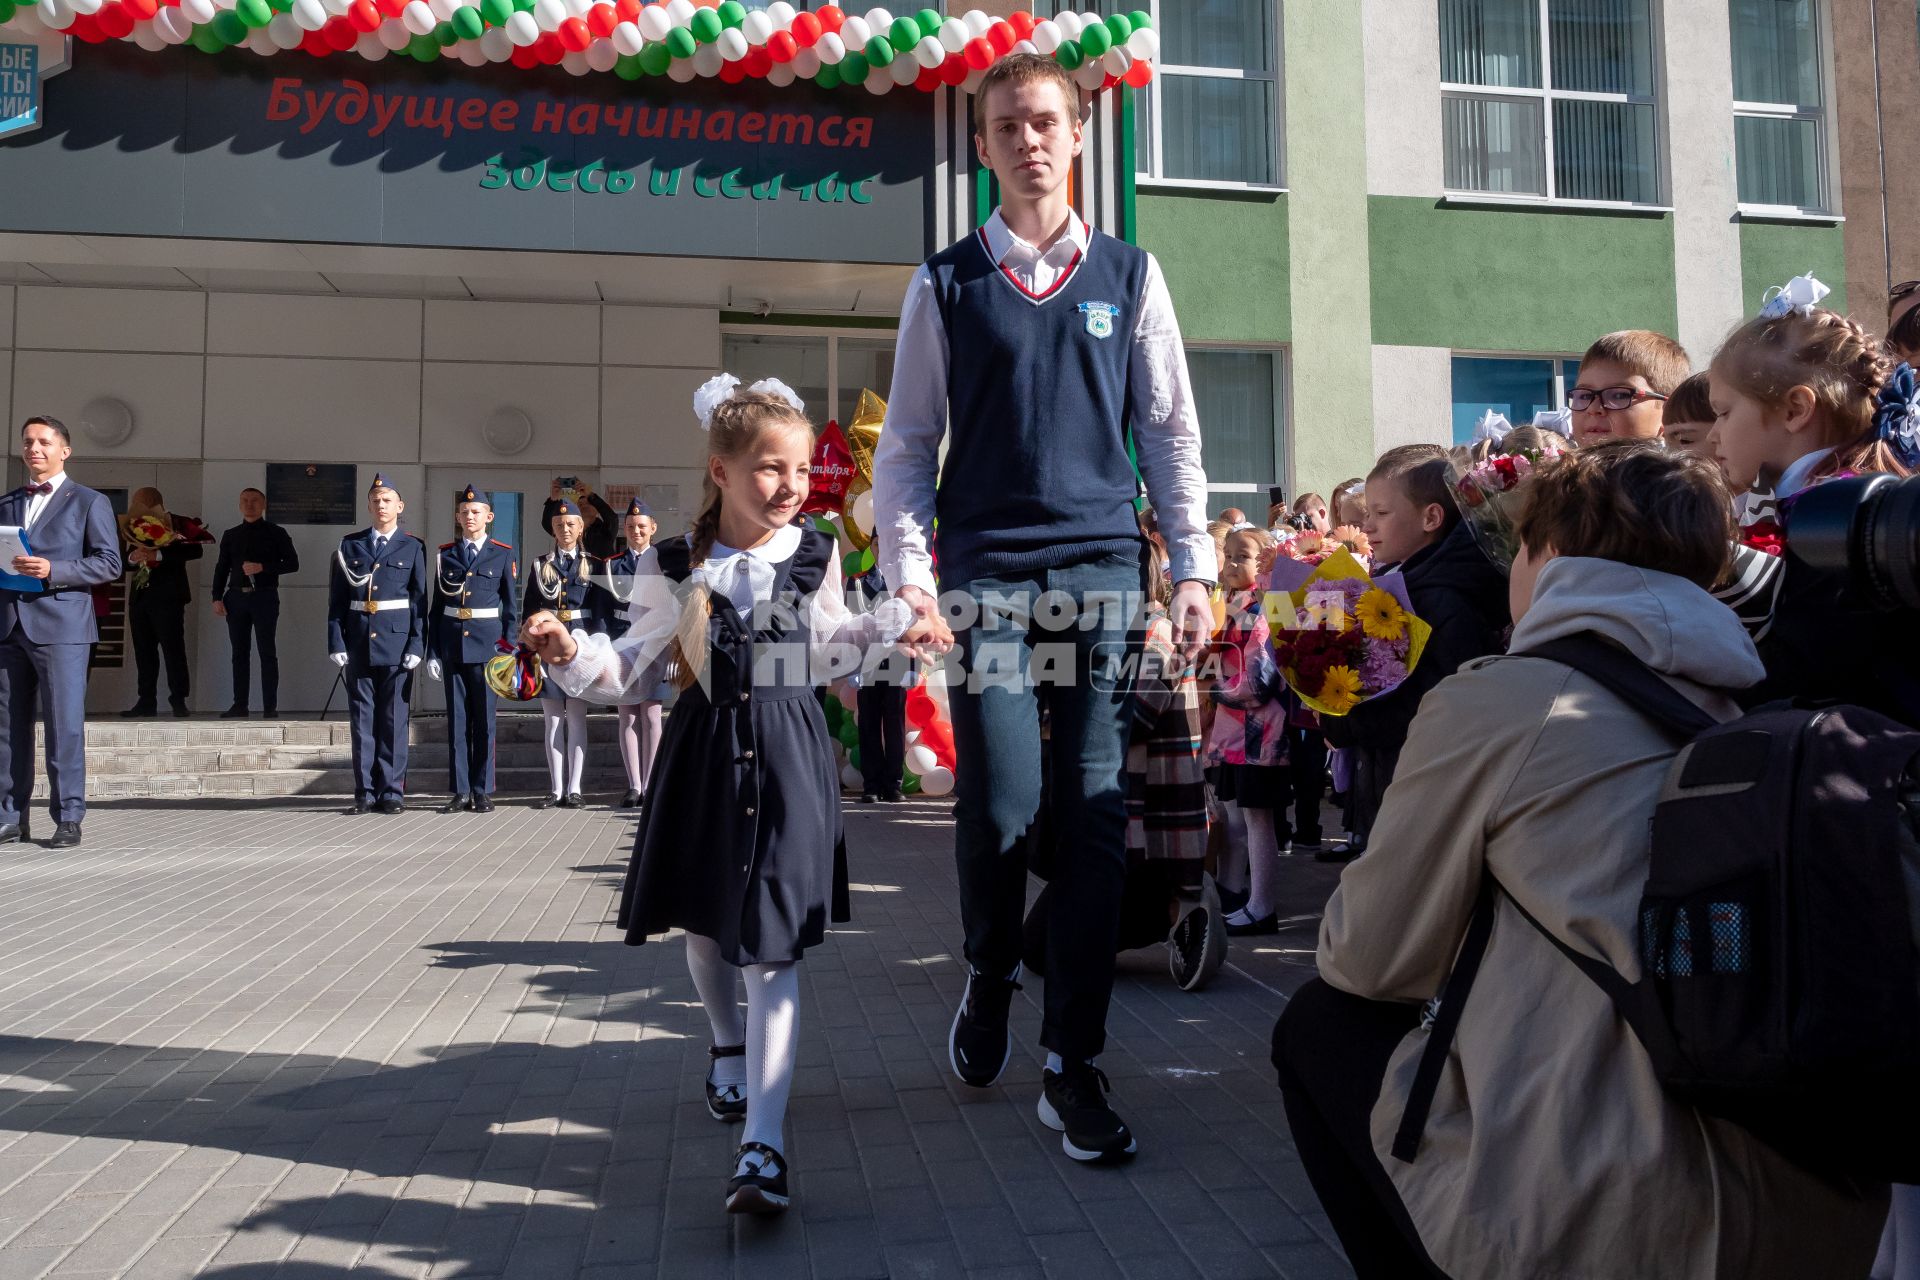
top-left (119, 487), bottom-right (212, 719)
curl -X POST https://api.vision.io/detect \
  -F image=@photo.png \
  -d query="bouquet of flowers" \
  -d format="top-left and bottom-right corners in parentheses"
top-left (1263, 547), bottom-right (1429, 716)
top-left (485, 640), bottom-right (545, 701)
top-left (1447, 446), bottom-right (1562, 570)
top-left (122, 513), bottom-right (214, 591)
top-left (1278, 525), bottom-right (1372, 569)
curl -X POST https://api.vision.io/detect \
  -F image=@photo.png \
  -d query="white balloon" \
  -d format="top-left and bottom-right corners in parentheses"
top-left (849, 490), bottom-right (875, 536)
top-left (1051, 9), bottom-right (1081, 38)
top-left (961, 65), bottom-right (986, 92)
top-left (1029, 18), bottom-right (1058, 53)
top-left (504, 8), bottom-right (537, 43)
top-left (427, 0), bottom-right (455, 20)
top-left (1125, 27), bottom-right (1157, 60)
top-left (666, 54), bottom-right (696, 80)
top-left (814, 29), bottom-right (843, 62)
top-left (400, 0), bottom-right (435, 33)
top-left (61, 0), bottom-right (98, 15)
top-left (920, 765), bottom-right (954, 797)
top-left (764, 0), bottom-right (793, 27)
top-left (563, 0), bottom-right (590, 15)
top-left (132, 22), bottom-right (169, 47)
top-left (153, 6), bottom-right (192, 39)
top-left (664, 0), bottom-right (692, 24)
top-left (585, 36), bottom-right (617, 67)
top-left (740, 9), bottom-right (769, 44)
top-left (714, 25), bottom-right (744, 59)
top-left (690, 40), bottom-right (721, 74)
top-left (610, 18), bottom-right (640, 51)
top-left (1012, 38), bottom-right (1035, 55)
top-left (244, 27), bottom-right (278, 53)
top-left (766, 59), bottom-right (796, 85)
top-left (479, 24), bottom-right (511, 56)
top-left (838, 13), bottom-right (867, 48)
top-left (936, 15), bottom-right (964, 51)
top-left (887, 51), bottom-right (917, 83)
top-left (266, 11), bottom-right (302, 46)
top-left (560, 48), bottom-right (589, 72)
top-left (635, 3), bottom-right (668, 39)
top-left (907, 744), bottom-right (937, 775)
top-left (293, 0), bottom-right (329, 30)
top-left (1102, 47), bottom-right (1130, 75)
top-left (178, 0), bottom-right (215, 21)
top-left (457, 39), bottom-right (488, 63)
top-left (1072, 58), bottom-right (1104, 89)
top-left (840, 764), bottom-right (864, 791)
top-left (533, 0), bottom-right (564, 31)
top-left (963, 9), bottom-right (989, 37)
top-left (910, 34), bottom-right (940, 67)
top-left (790, 44), bottom-right (819, 76)
top-left (357, 29), bottom-right (390, 56)
top-left (864, 72), bottom-right (893, 94)
top-left (862, 7), bottom-right (889, 34)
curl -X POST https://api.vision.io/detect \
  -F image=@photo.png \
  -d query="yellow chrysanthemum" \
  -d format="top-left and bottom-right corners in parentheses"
top-left (1355, 588), bottom-right (1408, 642)
top-left (1318, 665), bottom-right (1364, 714)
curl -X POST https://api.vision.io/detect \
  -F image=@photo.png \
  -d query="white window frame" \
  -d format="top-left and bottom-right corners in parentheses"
top-left (719, 324), bottom-right (896, 425)
top-left (1439, 0), bottom-right (1669, 212)
top-left (1730, 0), bottom-right (1837, 220)
top-left (1185, 341), bottom-right (1291, 495)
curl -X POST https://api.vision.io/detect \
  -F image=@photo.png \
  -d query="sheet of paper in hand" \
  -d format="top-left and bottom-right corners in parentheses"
top-left (0, 526), bottom-right (43, 593)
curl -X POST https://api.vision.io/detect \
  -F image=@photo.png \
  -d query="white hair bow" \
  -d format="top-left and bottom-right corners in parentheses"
top-left (1532, 408), bottom-right (1574, 439)
top-left (1759, 272), bottom-right (1831, 320)
top-left (1472, 410), bottom-right (1513, 445)
top-left (691, 373), bottom-right (809, 430)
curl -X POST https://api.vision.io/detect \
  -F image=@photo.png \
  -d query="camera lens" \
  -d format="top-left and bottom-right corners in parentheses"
top-left (1786, 474), bottom-right (1920, 612)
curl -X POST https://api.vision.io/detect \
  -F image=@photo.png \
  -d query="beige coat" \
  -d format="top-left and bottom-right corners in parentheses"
top-left (1318, 556), bottom-right (1887, 1279)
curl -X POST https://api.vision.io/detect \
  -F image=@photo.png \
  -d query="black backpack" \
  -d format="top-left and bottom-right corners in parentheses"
top-left (1391, 633), bottom-right (1920, 1185)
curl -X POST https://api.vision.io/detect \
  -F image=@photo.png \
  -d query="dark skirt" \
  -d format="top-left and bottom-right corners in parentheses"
top-left (616, 689), bottom-right (851, 966)
top-left (1211, 762), bottom-right (1289, 811)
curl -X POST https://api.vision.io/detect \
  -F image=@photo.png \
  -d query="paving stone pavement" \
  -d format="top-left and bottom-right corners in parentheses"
top-left (0, 797), bottom-right (1352, 1280)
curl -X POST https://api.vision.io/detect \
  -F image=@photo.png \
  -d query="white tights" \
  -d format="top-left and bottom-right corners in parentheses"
top-left (1241, 805), bottom-right (1281, 919)
top-left (684, 933), bottom-right (800, 1156)
top-left (617, 701), bottom-right (662, 794)
top-left (540, 695), bottom-right (588, 796)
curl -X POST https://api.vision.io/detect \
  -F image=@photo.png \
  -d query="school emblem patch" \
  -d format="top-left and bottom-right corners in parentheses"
top-left (1078, 301), bottom-right (1119, 339)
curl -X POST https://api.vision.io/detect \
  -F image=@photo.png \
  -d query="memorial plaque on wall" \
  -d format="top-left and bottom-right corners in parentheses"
top-left (267, 463), bottom-right (358, 525)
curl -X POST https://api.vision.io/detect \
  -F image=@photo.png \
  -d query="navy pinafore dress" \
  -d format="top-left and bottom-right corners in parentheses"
top-left (615, 528), bottom-right (851, 966)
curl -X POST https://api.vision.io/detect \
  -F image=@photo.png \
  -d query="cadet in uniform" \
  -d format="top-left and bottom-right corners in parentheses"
top-left (428, 483), bottom-right (518, 814)
top-left (326, 473), bottom-right (428, 815)
top-left (597, 497), bottom-right (672, 810)
top-left (525, 497), bottom-right (598, 808)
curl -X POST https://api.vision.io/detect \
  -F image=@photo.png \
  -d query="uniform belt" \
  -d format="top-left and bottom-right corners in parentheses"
top-left (444, 606), bottom-right (501, 620)
top-left (555, 608), bottom-right (578, 622)
top-left (350, 599), bottom-right (409, 614)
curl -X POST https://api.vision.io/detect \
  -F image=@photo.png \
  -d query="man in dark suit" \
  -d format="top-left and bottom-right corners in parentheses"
top-left (326, 474), bottom-right (428, 816)
top-left (121, 486), bottom-right (205, 719)
top-left (212, 487), bottom-right (299, 718)
top-left (427, 484), bottom-right (518, 814)
top-left (0, 416), bottom-right (124, 848)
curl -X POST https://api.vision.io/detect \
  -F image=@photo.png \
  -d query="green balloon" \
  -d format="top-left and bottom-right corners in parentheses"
top-left (0, 0), bottom-right (17, 24)
top-left (664, 25), bottom-right (696, 58)
top-left (841, 548), bottom-right (864, 576)
top-left (1055, 39), bottom-right (1083, 69)
top-left (268, 0), bottom-right (292, 14)
top-left (915, 7), bottom-right (940, 38)
top-left (865, 34), bottom-right (894, 65)
top-left (210, 10), bottom-right (247, 42)
top-left (189, 25), bottom-right (225, 51)
top-left (857, 545), bottom-right (875, 572)
top-left (409, 31), bottom-right (440, 57)
top-left (639, 42), bottom-right (673, 73)
top-left (615, 53), bottom-right (644, 78)
top-left (480, 0), bottom-right (511, 23)
top-left (433, 21), bottom-right (459, 45)
top-left (688, 7), bottom-right (722, 42)
top-left (887, 16), bottom-right (917, 51)
top-left (1128, 9), bottom-right (1152, 30)
top-left (513, 0), bottom-right (535, 11)
top-left (451, 7), bottom-right (483, 39)
top-left (902, 771), bottom-right (921, 794)
top-left (839, 50), bottom-right (868, 82)
top-left (235, 0), bottom-right (272, 27)
top-left (716, 0), bottom-right (745, 28)
top-left (1078, 22), bottom-right (1110, 56)
top-left (815, 61), bottom-right (842, 89)
top-left (1105, 13), bottom-right (1131, 43)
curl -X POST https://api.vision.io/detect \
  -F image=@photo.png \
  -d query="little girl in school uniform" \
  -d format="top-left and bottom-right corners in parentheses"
top-left (524, 499), bottom-right (599, 808)
top-left (597, 498), bottom-right (672, 811)
top-left (522, 377), bottom-right (951, 1216)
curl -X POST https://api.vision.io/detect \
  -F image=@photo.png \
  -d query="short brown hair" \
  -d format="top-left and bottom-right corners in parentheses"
top-left (973, 52), bottom-right (1082, 136)
top-left (1514, 439), bottom-right (1734, 589)
top-left (1581, 330), bottom-right (1692, 396)
top-left (1368, 444), bottom-right (1456, 529)
top-left (1662, 371), bottom-right (1714, 426)
top-left (21, 415), bottom-right (69, 445)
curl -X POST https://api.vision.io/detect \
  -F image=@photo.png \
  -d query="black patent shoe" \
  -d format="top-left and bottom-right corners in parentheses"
top-left (725, 1142), bottom-right (789, 1215)
top-left (620, 789), bottom-right (643, 809)
top-left (706, 1043), bottom-right (747, 1122)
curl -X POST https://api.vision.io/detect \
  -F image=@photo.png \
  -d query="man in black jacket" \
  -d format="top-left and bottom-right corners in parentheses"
top-left (122, 487), bottom-right (205, 719)
top-left (211, 487), bottom-right (299, 718)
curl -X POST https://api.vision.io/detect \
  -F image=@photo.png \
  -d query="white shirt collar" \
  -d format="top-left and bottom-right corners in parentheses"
top-left (1777, 448), bottom-right (1834, 498)
top-left (26, 471), bottom-right (65, 495)
top-left (465, 535), bottom-right (488, 553)
top-left (706, 522), bottom-right (802, 566)
top-left (981, 207), bottom-right (1089, 266)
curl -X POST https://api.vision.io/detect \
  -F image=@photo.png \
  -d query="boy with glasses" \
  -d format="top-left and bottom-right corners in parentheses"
top-left (1569, 330), bottom-right (1690, 448)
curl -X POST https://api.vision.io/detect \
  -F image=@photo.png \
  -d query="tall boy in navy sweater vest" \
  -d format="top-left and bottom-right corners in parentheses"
top-left (874, 54), bottom-right (1216, 1165)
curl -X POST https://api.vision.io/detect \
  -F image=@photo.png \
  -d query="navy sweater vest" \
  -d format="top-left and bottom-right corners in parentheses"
top-left (928, 227), bottom-right (1148, 588)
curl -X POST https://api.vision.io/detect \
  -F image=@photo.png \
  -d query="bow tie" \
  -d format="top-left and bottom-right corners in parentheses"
top-left (26, 482), bottom-right (52, 496)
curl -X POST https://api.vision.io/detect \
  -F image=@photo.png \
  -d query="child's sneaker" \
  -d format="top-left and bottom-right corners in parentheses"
top-left (1038, 1061), bottom-right (1138, 1163)
top-left (1167, 884), bottom-right (1227, 992)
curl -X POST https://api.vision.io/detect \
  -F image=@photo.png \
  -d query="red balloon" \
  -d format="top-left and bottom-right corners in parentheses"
top-left (788, 10), bottom-right (819, 45)
top-left (122, 0), bottom-right (158, 21)
top-left (813, 3), bottom-right (842, 33)
top-left (986, 20), bottom-right (1013, 56)
top-left (347, 0), bottom-right (380, 31)
top-left (509, 41), bottom-right (540, 66)
top-left (1101, 72), bottom-right (1118, 90)
top-left (615, 0), bottom-right (640, 19)
top-left (325, 17), bottom-right (357, 47)
top-left (938, 53), bottom-right (968, 85)
top-left (535, 30), bottom-right (565, 61)
top-left (301, 29), bottom-right (332, 54)
top-left (742, 45), bottom-right (771, 76)
top-left (558, 16), bottom-right (590, 49)
top-left (962, 36), bottom-right (992, 70)
top-left (1122, 60), bottom-right (1152, 88)
top-left (96, 3), bottom-right (135, 36)
top-left (914, 65), bottom-right (940, 91)
top-left (67, 11), bottom-right (101, 39)
top-left (586, 3), bottom-right (615, 36)
top-left (718, 58), bottom-right (746, 82)
top-left (765, 29), bottom-right (795, 61)
top-left (377, 0), bottom-right (406, 18)
top-left (1007, 10), bottom-right (1033, 38)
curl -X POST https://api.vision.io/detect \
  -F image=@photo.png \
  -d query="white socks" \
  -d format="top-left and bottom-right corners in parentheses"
top-left (617, 701), bottom-right (662, 793)
top-left (1243, 805), bottom-right (1280, 920)
top-left (541, 697), bottom-right (589, 794)
top-left (684, 933), bottom-right (799, 1152)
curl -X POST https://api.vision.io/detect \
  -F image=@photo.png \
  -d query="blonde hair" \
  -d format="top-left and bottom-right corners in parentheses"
top-left (671, 391), bottom-right (815, 691)
top-left (1710, 307), bottom-right (1905, 478)
top-left (1291, 491), bottom-right (1326, 514)
top-left (973, 51), bottom-right (1081, 135)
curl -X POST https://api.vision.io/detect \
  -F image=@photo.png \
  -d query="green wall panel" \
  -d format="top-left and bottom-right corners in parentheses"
top-left (1738, 220), bottom-right (1848, 315)
top-left (1135, 191), bottom-right (1290, 343)
top-left (1368, 198), bottom-right (1680, 353)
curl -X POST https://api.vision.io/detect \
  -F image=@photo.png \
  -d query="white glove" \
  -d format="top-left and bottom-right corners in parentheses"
top-left (402, 654), bottom-right (421, 671)
top-left (329, 652), bottom-right (348, 668)
top-left (427, 659), bottom-right (443, 681)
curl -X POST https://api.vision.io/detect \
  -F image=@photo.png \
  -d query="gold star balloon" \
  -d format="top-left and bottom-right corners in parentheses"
top-left (841, 388), bottom-right (886, 553)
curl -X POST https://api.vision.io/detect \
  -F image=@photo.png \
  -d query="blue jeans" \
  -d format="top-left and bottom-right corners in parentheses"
top-left (947, 549), bottom-right (1142, 1061)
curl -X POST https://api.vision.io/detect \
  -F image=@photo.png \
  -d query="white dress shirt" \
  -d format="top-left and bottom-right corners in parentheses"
top-left (871, 208), bottom-right (1218, 596)
top-left (23, 470), bottom-right (67, 532)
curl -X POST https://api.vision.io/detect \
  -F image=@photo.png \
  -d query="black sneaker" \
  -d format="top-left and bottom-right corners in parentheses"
top-left (725, 1142), bottom-right (789, 1215)
top-left (948, 964), bottom-right (1021, 1087)
top-left (1167, 887), bottom-right (1227, 993)
top-left (1038, 1062), bottom-right (1137, 1163)
top-left (705, 1043), bottom-right (747, 1123)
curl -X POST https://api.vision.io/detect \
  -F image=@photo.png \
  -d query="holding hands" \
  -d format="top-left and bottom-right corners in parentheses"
top-left (521, 610), bottom-right (578, 666)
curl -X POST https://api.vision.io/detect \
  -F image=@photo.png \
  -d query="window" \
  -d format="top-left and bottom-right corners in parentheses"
top-left (1132, 0), bottom-right (1282, 187)
top-left (1440, 0), bottom-right (1662, 206)
top-left (720, 330), bottom-right (894, 429)
top-left (1450, 354), bottom-right (1579, 443)
top-left (1729, 0), bottom-right (1829, 213)
top-left (1188, 347), bottom-right (1287, 492)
